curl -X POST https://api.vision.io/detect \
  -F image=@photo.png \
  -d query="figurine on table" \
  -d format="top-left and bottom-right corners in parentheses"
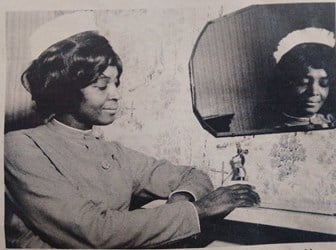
top-left (230, 143), bottom-right (249, 181)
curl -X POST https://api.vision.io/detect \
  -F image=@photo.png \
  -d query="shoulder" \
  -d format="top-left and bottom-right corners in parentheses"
top-left (316, 113), bottom-right (335, 122)
top-left (5, 128), bottom-right (33, 146)
top-left (324, 113), bottom-right (336, 122)
top-left (4, 126), bottom-right (61, 176)
top-left (5, 125), bottom-right (47, 143)
top-left (5, 125), bottom-right (49, 156)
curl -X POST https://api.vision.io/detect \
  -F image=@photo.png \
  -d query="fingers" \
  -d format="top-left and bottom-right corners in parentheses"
top-left (226, 184), bottom-right (260, 202)
top-left (227, 184), bottom-right (255, 191)
top-left (232, 191), bottom-right (261, 206)
top-left (226, 184), bottom-right (260, 205)
top-left (233, 188), bottom-right (252, 195)
top-left (232, 193), bottom-right (255, 202)
top-left (215, 185), bottom-right (260, 203)
top-left (235, 193), bottom-right (261, 207)
top-left (215, 184), bottom-right (254, 194)
top-left (236, 199), bottom-right (255, 207)
top-left (250, 190), bottom-right (261, 204)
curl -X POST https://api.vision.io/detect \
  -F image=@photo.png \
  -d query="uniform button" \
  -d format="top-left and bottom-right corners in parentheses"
top-left (92, 128), bottom-right (104, 139)
top-left (101, 161), bottom-right (111, 170)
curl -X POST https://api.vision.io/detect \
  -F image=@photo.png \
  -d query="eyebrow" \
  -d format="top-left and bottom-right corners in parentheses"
top-left (98, 74), bottom-right (111, 79)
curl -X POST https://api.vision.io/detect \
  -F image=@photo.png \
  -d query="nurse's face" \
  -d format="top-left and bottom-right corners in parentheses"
top-left (75, 66), bottom-right (121, 128)
top-left (282, 66), bottom-right (329, 117)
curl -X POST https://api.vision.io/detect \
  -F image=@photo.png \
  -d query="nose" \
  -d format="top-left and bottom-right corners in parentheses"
top-left (107, 84), bottom-right (121, 100)
top-left (307, 80), bottom-right (320, 96)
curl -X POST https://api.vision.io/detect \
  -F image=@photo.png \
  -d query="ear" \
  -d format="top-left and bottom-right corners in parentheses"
top-left (21, 71), bottom-right (32, 93)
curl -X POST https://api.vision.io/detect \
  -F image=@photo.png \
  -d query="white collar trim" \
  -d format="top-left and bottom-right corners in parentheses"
top-left (282, 112), bottom-right (316, 122)
top-left (53, 119), bottom-right (92, 133)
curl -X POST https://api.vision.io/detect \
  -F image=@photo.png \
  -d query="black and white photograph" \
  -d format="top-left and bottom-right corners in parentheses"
top-left (1, 0), bottom-right (336, 249)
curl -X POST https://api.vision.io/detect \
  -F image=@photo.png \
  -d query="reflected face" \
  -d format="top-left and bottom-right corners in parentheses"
top-left (283, 66), bottom-right (329, 117)
top-left (75, 66), bottom-right (121, 128)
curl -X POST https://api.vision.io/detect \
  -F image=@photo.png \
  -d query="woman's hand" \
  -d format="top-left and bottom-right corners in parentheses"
top-left (193, 184), bottom-right (260, 220)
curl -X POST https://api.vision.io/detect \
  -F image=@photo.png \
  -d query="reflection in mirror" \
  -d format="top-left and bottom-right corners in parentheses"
top-left (259, 42), bottom-right (336, 131)
top-left (189, 2), bottom-right (336, 137)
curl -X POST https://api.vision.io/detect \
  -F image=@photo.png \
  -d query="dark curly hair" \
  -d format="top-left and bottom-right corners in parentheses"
top-left (21, 31), bottom-right (123, 118)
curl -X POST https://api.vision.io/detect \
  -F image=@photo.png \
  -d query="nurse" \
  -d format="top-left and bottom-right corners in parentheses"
top-left (5, 12), bottom-right (260, 248)
top-left (262, 27), bottom-right (336, 130)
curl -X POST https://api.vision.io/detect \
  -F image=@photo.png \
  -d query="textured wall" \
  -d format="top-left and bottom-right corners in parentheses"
top-left (5, 5), bottom-right (336, 214)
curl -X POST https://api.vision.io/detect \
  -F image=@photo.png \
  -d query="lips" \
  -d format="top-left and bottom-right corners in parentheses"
top-left (102, 106), bottom-right (118, 114)
top-left (102, 104), bottom-right (118, 110)
top-left (305, 96), bottom-right (321, 103)
top-left (301, 96), bottom-right (322, 107)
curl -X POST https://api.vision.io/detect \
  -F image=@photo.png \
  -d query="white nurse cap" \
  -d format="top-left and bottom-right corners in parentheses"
top-left (273, 27), bottom-right (335, 63)
top-left (29, 11), bottom-right (99, 59)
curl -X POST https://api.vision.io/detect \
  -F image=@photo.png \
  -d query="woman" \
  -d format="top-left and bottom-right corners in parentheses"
top-left (259, 28), bottom-right (336, 130)
top-left (5, 14), bottom-right (260, 249)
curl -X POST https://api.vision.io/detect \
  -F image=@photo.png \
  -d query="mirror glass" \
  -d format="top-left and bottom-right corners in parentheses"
top-left (190, 2), bottom-right (336, 137)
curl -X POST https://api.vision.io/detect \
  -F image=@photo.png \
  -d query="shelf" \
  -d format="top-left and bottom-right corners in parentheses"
top-left (225, 207), bottom-right (336, 235)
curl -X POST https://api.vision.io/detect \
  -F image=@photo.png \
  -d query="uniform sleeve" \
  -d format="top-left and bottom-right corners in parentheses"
top-left (114, 143), bottom-right (214, 200)
top-left (5, 132), bottom-right (201, 248)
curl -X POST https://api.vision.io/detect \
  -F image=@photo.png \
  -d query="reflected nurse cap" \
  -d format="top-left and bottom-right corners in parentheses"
top-left (29, 11), bottom-right (99, 59)
top-left (273, 27), bottom-right (335, 64)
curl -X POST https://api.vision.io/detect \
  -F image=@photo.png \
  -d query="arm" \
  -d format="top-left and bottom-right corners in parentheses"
top-left (5, 132), bottom-right (200, 248)
top-left (113, 143), bottom-right (214, 201)
top-left (112, 143), bottom-right (260, 226)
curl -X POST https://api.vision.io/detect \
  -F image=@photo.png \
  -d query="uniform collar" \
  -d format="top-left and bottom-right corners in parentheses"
top-left (282, 112), bottom-right (316, 122)
top-left (46, 119), bottom-right (103, 139)
top-left (281, 112), bottom-right (326, 127)
top-left (53, 118), bottom-right (92, 133)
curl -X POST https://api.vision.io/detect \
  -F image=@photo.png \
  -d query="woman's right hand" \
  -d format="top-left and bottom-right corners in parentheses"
top-left (193, 184), bottom-right (260, 220)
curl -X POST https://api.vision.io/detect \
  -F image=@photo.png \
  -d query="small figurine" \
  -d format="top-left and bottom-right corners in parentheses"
top-left (230, 142), bottom-right (249, 181)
